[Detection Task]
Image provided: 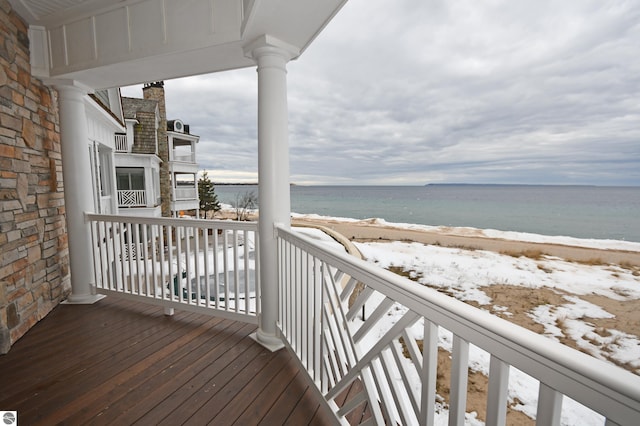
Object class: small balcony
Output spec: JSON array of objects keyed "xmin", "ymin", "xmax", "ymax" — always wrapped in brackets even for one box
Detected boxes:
[{"xmin": 114, "ymin": 133, "xmax": 128, "ymax": 152}]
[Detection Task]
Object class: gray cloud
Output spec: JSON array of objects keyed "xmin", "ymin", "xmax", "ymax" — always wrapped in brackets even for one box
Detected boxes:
[{"xmin": 122, "ymin": 0, "xmax": 640, "ymax": 186}]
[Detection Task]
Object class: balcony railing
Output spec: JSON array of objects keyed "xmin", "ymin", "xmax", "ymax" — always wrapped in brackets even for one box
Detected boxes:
[
  {"xmin": 118, "ymin": 189, "xmax": 147, "ymax": 207},
  {"xmin": 275, "ymin": 225, "xmax": 640, "ymax": 426},
  {"xmin": 172, "ymin": 150, "xmax": 195, "ymax": 163},
  {"xmin": 87, "ymin": 214, "xmax": 259, "ymax": 323},
  {"xmin": 85, "ymin": 215, "xmax": 640, "ymax": 425},
  {"xmin": 174, "ymin": 187, "xmax": 197, "ymax": 200},
  {"xmin": 115, "ymin": 133, "xmax": 128, "ymax": 152}
]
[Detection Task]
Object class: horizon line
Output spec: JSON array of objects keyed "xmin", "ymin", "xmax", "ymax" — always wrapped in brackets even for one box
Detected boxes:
[{"xmin": 212, "ymin": 182, "xmax": 640, "ymax": 188}]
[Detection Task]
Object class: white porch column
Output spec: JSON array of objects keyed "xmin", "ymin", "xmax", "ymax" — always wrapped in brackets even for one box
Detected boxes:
[
  {"xmin": 56, "ymin": 83, "xmax": 104, "ymax": 304},
  {"xmin": 245, "ymin": 36, "xmax": 299, "ymax": 351}
]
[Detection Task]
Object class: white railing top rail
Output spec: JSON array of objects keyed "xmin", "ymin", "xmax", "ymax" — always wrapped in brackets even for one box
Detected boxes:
[
  {"xmin": 275, "ymin": 224, "xmax": 640, "ymax": 425},
  {"xmin": 86, "ymin": 213, "xmax": 258, "ymax": 231}
]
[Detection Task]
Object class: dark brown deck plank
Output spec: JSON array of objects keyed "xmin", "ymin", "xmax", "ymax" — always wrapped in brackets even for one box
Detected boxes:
[
  {"xmin": 258, "ymin": 367, "xmax": 310, "ymax": 425},
  {"xmin": 341, "ymin": 379, "xmax": 373, "ymax": 425},
  {"xmin": 63, "ymin": 317, "xmax": 237, "ymax": 425},
  {"xmin": 49, "ymin": 317, "xmax": 209, "ymax": 410},
  {"xmin": 23, "ymin": 309, "xmax": 210, "ymax": 424},
  {"xmin": 1, "ymin": 302, "xmax": 162, "ymax": 377},
  {"xmin": 157, "ymin": 344, "xmax": 284, "ymax": 425},
  {"xmin": 0, "ymin": 296, "xmax": 350, "ymax": 426},
  {"xmin": 0, "ymin": 301, "xmax": 170, "ymax": 406},
  {"xmin": 98, "ymin": 322, "xmax": 257, "ymax": 425},
  {"xmin": 309, "ymin": 406, "xmax": 339, "ymax": 426},
  {"xmin": 284, "ymin": 387, "xmax": 328, "ymax": 425},
  {"xmin": 0, "ymin": 300, "xmax": 160, "ymax": 381},
  {"xmin": 133, "ymin": 328, "xmax": 266, "ymax": 425},
  {"xmin": 200, "ymin": 349, "xmax": 292, "ymax": 425},
  {"xmin": 231, "ymin": 361, "xmax": 300, "ymax": 425},
  {"xmin": 10, "ymin": 298, "xmax": 160, "ymax": 351}
]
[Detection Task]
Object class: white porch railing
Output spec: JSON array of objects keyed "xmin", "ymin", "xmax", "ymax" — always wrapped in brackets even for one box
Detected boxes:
[
  {"xmin": 117, "ymin": 189, "xmax": 147, "ymax": 207},
  {"xmin": 87, "ymin": 214, "xmax": 259, "ymax": 323},
  {"xmin": 275, "ymin": 225, "xmax": 640, "ymax": 426},
  {"xmin": 115, "ymin": 133, "xmax": 128, "ymax": 152}
]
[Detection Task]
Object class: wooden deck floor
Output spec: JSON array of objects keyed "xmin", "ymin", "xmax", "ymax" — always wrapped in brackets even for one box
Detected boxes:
[{"xmin": 0, "ymin": 297, "xmax": 337, "ymax": 425}]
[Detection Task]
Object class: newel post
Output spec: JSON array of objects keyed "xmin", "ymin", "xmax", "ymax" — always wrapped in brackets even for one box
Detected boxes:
[
  {"xmin": 244, "ymin": 36, "xmax": 299, "ymax": 351},
  {"xmin": 55, "ymin": 82, "xmax": 104, "ymax": 304}
]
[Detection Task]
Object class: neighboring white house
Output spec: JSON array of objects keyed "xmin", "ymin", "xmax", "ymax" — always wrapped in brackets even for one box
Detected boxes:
[
  {"xmin": 86, "ymin": 85, "xmax": 201, "ymax": 221},
  {"xmin": 117, "ymin": 95, "xmax": 163, "ymax": 217},
  {"xmin": 167, "ymin": 119, "xmax": 200, "ymax": 216},
  {"xmin": 118, "ymin": 85, "xmax": 200, "ymax": 218}
]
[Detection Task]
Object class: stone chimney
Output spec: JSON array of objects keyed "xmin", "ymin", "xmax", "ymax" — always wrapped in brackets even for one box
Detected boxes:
[{"xmin": 142, "ymin": 81, "xmax": 171, "ymax": 217}]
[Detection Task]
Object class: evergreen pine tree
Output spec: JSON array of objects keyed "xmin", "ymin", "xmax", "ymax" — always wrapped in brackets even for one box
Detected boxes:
[{"xmin": 198, "ymin": 171, "xmax": 221, "ymax": 218}]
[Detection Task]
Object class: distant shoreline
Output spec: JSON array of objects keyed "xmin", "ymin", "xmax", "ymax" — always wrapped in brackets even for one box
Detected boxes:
[
  {"xmin": 425, "ymin": 183, "xmax": 600, "ymax": 187},
  {"xmin": 290, "ymin": 216, "xmax": 640, "ymax": 266},
  {"xmin": 214, "ymin": 185, "xmax": 640, "ymax": 242},
  {"xmin": 213, "ymin": 182, "xmax": 639, "ymax": 188},
  {"xmin": 214, "ymin": 208, "xmax": 640, "ymax": 265},
  {"xmin": 214, "ymin": 182, "xmax": 258, "ymax": 186}
]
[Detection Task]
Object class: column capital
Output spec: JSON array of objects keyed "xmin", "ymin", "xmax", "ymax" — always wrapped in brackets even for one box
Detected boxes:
[
  {"xmin": 243, "ymin": 35, "xmax": 300, "ymax": 62},
  {"xmin": 47, "ymin": 78, "xmax": 93, "ymax": 95}
]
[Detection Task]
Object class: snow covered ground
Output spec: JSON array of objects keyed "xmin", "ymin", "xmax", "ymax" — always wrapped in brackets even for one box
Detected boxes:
[{"xmin": 293, "ymin": 218, "xmax": 640, "ymax": 425}]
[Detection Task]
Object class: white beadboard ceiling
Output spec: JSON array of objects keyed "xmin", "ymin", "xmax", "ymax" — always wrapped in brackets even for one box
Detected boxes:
[
  {"xmin": 20, "ymin": 0, "xmax": 88, "ymax": 18},
  {"xmin": 8, "ymin": 0, "xmax": 348, "ymax": 89},
  {"xmin": 9, "ymin": 0, "xmax": 118, "ymax": 25}
]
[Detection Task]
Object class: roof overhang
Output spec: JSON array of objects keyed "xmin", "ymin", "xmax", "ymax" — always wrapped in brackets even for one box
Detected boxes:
[{"xmin": 10, "ymin": 0, "xmax": 347, "ymax": 90}]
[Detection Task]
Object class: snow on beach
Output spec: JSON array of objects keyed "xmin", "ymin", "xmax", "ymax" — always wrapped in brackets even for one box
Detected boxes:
[
  {"xmin": 354, "ymin": 240, "xmax": 640, "ymax": 425},
  {"xmin": 292, "ymin": 214, "xmax": 640, "ymax": 425},
  {"xmin": 291, "ymin": 212, "xmax": 640, "ymax": 252}
]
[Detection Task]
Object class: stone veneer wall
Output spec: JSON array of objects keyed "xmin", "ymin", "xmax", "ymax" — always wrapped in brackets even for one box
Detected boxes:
[{"xmin": 0, "ymin": 0, "xmax": 70, "ymax": 354}]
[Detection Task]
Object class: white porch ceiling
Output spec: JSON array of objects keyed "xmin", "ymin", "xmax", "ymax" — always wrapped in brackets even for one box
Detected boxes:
[{"xmin": 9, "ymin": 0, "xmax": 347, "ymax": 90}]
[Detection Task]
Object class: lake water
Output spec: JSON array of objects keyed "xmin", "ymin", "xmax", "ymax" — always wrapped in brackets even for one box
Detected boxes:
[{"xmin": 214, "ymin": 184, "xmax": 640, "ymax": 242}]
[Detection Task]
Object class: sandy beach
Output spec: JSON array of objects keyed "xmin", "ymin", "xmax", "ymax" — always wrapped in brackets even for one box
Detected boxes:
[
  {"xmin": 215, "ymin": 208, "xmax": 640, "ymax": 265},
  {"xmin": 291, "ymin": 216, "xmax": 640, "ymax": 266}
]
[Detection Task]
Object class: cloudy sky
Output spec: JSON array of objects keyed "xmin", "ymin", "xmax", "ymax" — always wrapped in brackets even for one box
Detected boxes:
[{"xmin": 121, "ymin": 0, "xmax": 640, "ymax": 186}]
